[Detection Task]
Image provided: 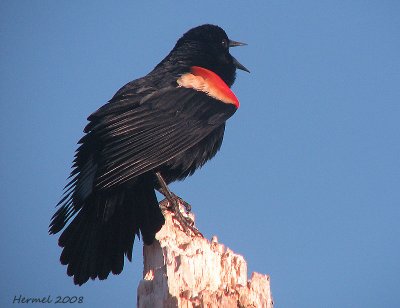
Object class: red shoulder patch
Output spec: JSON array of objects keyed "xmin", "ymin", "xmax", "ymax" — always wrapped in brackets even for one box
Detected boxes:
[{"xmin": 177, "ymin": 66, "xmax": 239, "ymax": 108}]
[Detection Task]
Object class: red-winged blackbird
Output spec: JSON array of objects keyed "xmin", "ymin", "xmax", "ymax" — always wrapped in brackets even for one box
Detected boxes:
[{"xmin": 49, "ymin": 24, "xmax": 248, "ymax": 285}]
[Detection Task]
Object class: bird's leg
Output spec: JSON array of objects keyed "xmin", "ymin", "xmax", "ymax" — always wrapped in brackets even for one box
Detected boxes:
[
  {"xmin": 155, "ymin": 173, "xmax": 192, "ymax": 215},
  {"xmin": 155, "ymin": 172, "xmax": 201, "ymax": 237}
]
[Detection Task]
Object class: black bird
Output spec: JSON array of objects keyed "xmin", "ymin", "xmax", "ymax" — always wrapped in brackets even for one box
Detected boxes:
[{"xmin": 49, "ymin": 24, "xmax": 248, "ymax": 285}]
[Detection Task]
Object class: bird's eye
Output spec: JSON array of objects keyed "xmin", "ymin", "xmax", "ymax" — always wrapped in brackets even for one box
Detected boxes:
[{"xmin": 221, "ymin": 39, "xmax": 229, "ymax": 48}]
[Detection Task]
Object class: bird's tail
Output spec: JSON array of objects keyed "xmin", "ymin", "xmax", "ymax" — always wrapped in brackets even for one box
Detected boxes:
[{"xmin": 50, "ymin": 178, "xmax": 164, "ymax": 285}]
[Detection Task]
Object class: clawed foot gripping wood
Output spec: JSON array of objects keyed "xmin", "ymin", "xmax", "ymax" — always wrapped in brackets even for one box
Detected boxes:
[{"xmin": 137, "ymin": 199, "xmax": 274, "ymax": 308}]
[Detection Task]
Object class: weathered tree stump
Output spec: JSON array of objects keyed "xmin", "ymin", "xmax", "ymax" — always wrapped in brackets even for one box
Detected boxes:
[{"xmin": 137, "ymin": 201, "xmax": 273, "ymax": 308}]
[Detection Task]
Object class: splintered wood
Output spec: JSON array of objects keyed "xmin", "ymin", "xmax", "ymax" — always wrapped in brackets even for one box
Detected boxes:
[{"xmin": 137, "ymin": 202, "xmax": 273, "ymax": 308}]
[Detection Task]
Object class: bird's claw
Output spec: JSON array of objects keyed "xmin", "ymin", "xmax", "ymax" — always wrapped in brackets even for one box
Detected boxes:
[
  {"xmin": 160, "ymin": 196, "xmax": 202, "ymax": 237},
  {"xmin": 174, "ymin": 195, "xmax": 192, "ymax": 213},
  {"xmin": 155, "ymin": 172, "xmax": 201, "ymax": 237}
]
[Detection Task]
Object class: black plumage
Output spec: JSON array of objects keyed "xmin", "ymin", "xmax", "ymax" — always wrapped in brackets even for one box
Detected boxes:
[{"xmin": 49, "ymin": 24, "xmax": 247, "ymax": 285}]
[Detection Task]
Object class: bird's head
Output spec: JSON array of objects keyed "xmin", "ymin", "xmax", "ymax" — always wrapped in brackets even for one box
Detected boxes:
[{"xmin": 164, "ymin": 24, "xmax": 249, "ymax": 87}]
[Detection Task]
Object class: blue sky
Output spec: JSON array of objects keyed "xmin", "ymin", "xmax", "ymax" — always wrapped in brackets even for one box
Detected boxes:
[{"xmin": 1, "ymin": 1, "xmax": 399, "ymax": 307}]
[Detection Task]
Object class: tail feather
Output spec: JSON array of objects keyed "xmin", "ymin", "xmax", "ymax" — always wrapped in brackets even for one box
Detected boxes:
[
  {"xmin": 134, "ymin": 181, "xmax": 163, "ymax": 245},
  {"xmin": 51, "ymin": 177, "xmax": 164, "ymax": 285}
]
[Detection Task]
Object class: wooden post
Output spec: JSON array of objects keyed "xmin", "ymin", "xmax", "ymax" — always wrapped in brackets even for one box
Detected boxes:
[{"xmin": 137, "ymin": 201, "xmax": 273, "ymax": 308}]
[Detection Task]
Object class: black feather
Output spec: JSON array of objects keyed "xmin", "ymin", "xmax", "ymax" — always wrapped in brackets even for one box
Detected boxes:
[{"xmin": 50, "ymin": 24, "xmax": 244, "ymax": 285}]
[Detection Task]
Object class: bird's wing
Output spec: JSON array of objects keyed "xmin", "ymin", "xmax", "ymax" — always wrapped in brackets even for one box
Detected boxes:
[{"xmin": 87, "ymin": 86, "xmax": 237, "ymax": 189}]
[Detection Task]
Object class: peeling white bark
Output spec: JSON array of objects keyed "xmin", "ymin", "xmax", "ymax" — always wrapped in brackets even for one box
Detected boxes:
[{"xmin": 137, "ymin": 202, "xmax": 273, "ymax": 308}]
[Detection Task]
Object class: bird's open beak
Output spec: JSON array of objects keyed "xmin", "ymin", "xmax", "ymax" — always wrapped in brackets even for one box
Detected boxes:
[
  {"xmin": 229, "ymin": 40, "xmax": 250, "ymax": 73},
  {"xmin": 233, "ymin": 57, "xmax": 250, "ymax": 73}
]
